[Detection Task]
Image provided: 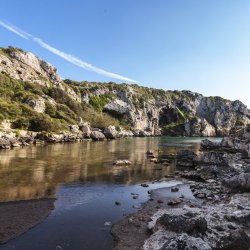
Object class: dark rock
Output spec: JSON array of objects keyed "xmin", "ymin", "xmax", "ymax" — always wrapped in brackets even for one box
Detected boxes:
[
  {"xmin": 171, "ymin": 187, "xmax": 179, "ymax": 192},
  {"xmin": 200, "ymin": 139, "xmax": 220, "ymax": 150},
  {"xmin": 103, "ymin": 125, "xmax": 118, "ymax": 139},
  {"xmin": 224, "ymin": 173, "xmax": 250, "ymax": 192},
  {"xmin": 177, "ymin": 150, "xmax": 197, "ymax": 167},
  {"xmin": 167, "ymin": 198, "xmax": 183, "ymax": 206}
]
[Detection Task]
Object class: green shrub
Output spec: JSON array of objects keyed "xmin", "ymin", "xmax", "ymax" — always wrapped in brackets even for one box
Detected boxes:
[
  {"xmin": 89, "ymin": 96, "xmax": 109, "ymax": 112},
  {"xmin": 12, "ymin": 118, "xmax": 30, "ymax": 130}
]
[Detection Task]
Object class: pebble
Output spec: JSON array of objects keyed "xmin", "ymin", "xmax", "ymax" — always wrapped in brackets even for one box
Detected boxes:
[
  {"xmin": 104, "ymin": 221, "xmax": 112, "ymax": 226},
  {"xmin": 167, "ymin": 198, "xmax": 182, "ymax": 206}
]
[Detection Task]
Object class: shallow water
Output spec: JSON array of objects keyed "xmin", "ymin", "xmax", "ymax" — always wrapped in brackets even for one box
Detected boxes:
[{"xmin": 0, "ymin": 137, "xmax": 221, "ymax": 250}]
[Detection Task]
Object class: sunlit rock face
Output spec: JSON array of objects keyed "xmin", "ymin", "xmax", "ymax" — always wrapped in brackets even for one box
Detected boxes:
[
  {"xmin": 0, "ymin": 48, "xmax": 81, "ymax": 102},
  {"xmin": 0, "ymin": 46, "xmax": 249, "ymax": 136}
]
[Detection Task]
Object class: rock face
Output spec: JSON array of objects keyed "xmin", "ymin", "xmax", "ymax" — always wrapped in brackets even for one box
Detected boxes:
[
  {"xmin": 0, "ymin": 47, "xmax": 81, "ymax": 102},
  {"xmin": 25, "ymin": 97, "xmax": 45, "ymax": 113},
  {"xmin": 103, "ymin": 88, "xmax": 249, "ymax": 137},
  {"xmin": 185, "ymin": 117, "xmax": 216, "ymax": 137}
]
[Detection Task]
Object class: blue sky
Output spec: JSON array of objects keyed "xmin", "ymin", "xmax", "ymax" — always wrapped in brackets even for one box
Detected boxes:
[{"xmin": 0, "ymin": 0, "xmax": 250, "ymax": 107}]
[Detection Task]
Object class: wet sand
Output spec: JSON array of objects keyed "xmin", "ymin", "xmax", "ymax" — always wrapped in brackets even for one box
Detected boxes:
[{"xmin": 0, "ymin": 198, "xmax": 55, "ymax": 244}]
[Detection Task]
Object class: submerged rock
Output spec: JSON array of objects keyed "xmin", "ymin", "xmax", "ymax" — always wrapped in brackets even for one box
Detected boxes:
[{"xmin": 113, "ymin": 160, "xmax": 132, "ymax": 166}]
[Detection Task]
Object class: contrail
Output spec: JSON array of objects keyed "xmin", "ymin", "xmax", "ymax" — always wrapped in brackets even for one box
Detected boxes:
[{"xmin": 0, "ymin": 20, "xmax": 138, "ymax": 83}]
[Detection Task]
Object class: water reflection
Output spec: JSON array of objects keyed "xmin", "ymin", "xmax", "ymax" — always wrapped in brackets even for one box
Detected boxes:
[
  {"xmin": 0, "ymin": 137, "xmax": 209, "ymax": 203},
  {"xmin": 0, "ymin": 137, "xmax": 221, "ymax": 249}
]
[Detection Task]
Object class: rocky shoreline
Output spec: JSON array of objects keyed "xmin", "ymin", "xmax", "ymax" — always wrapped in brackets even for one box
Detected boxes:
[
  {"xmin": 0, "ymin": 123, "xmax": 136, "ymax": 149},
  {"xmin": 112, "ymin": 133, "xmax": 250, "ymax": 250}
]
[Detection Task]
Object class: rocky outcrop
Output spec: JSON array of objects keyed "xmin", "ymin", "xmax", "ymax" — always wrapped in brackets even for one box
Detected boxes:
[
  {"xmin": 185, "ymin": 117, "xmax": 216, "ymax": 137},
  {"xmin": 144, "ymin": 194, "xmax": 250, "ymax": 250},
  {"xmin": 0, "ymin": 47, "xmax": 81, "ymax": 102},
  {"xmin": 25, "ymin": 96, "xmax": 45, "ymax": 113}
]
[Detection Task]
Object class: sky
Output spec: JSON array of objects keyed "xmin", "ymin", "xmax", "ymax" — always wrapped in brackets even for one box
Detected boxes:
[{"xmin": 0, "ymin": 0, "xmax": 250, "ymax": 107}]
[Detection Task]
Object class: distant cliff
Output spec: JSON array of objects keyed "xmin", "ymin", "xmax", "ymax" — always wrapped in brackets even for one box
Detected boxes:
[{"xmin": 0, "ymin": 46, "xmax": 249, "ymax": 137}]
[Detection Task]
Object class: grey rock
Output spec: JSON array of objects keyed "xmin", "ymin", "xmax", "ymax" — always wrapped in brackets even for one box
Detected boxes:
[
  {"xmin": 90, "ymin": 131, "xmax": 106, "ymax": 141},
  {"xmin": 160, "ymin": 234, "xmax": 212, "ymax": 250}
]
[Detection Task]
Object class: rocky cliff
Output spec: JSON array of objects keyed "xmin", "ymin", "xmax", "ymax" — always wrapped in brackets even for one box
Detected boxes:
[{"xmin": 0, "ymin": 46, "xmax": 249, "ymax": 137}]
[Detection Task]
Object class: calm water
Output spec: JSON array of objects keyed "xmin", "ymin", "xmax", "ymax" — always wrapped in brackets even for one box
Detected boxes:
[{"xmin": 0, "ymin": 137, "xmax": 220, "ymax": 250}]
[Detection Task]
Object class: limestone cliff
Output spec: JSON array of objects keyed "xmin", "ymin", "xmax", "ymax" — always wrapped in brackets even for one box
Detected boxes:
[{"xmin": 0, "ymin": 46, "xmax": 249, "ymax": 136}]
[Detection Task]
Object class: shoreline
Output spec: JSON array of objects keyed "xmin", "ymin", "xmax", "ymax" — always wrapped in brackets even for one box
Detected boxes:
[
  {"xmin": 111, "ymin": 138, "xmax": 250, "ymax": 250},
  {"xmin": 0, "ymin": 198, "xmax": 56, "ymax": 244},
  {"xmin": 0, "ymin": 136, "xmax": 249, "ymax": 248}
]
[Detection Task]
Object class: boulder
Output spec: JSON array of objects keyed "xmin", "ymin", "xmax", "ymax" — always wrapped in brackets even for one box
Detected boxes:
[
  {"xmin": 200, "ymin": 139, "xmax": 220, "ymax": 150},
  {"xmin": 79, "ymin": 122, "xmax": 91, "ymax": 138},
  {"xmin": 0, "ymin": 138, "xmax": 11, "ymax": 149},
  {"xmin": 69, "ymin": 124, "xmax": 79, "ymax": 133},
  {"xmin": 90, "ymin": 131, "xmax": 106, "ymax": 141},
  {"xmin": 103, "ymin": 125, "xmax": 118, "ymax": 139}
]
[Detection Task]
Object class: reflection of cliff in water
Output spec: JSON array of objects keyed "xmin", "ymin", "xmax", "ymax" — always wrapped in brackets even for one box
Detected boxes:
[{"xmin": 0, "ymin": 138, "xmax": 201, "ymax": 202}]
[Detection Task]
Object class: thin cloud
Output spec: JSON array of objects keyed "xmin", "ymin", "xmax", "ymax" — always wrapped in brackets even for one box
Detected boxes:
[
  {"xmin": 0, "ymin": 20, "xmax": 138, "ymax": 83},
  {"xmin": 0, "ymin": 20, "xmax": 29, "ymax": 39}
]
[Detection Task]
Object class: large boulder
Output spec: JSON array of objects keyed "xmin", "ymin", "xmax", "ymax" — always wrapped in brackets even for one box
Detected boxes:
[
  {"xmin": 90, "ymin": 131, "xmax": 106, "ymax": 141},
  {"xmin": 200, "ymin": 139, "xmax": 220, "ymax": 150},
  {"xmin": 103, "ymin": 125, "xmax": 118, "ymax": 139},
  {"xmin": 79, "ymin": 122, "xmax": 91, "ymax": 138}
]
